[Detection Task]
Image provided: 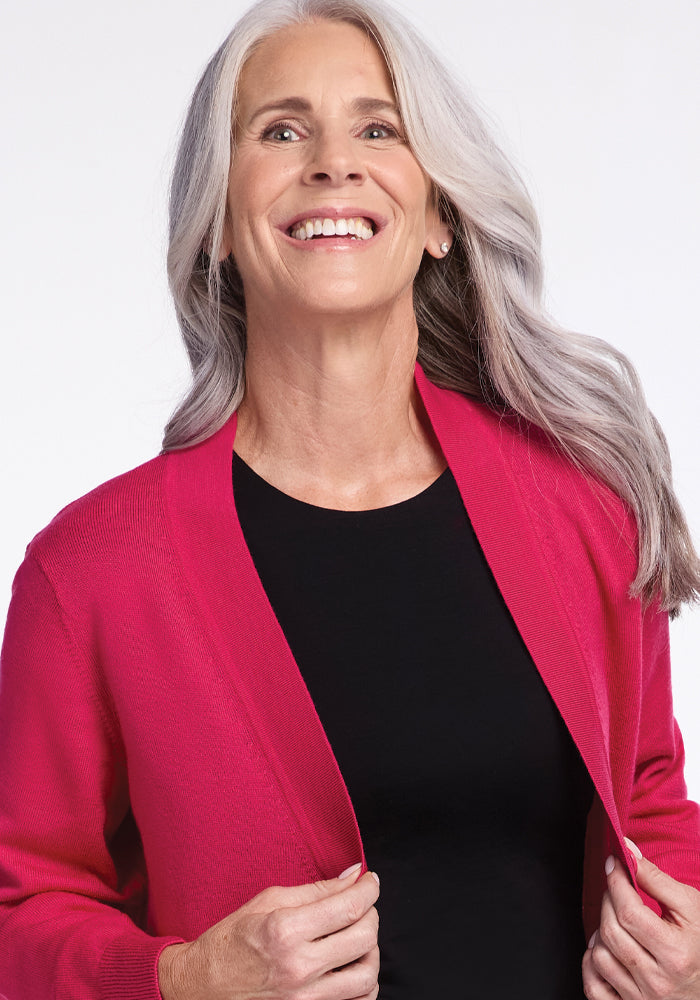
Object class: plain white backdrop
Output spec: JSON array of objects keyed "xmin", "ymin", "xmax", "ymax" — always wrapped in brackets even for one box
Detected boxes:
[{"xmin": 1, "ymin": 0, "xmax": 698, "ymax": 794}]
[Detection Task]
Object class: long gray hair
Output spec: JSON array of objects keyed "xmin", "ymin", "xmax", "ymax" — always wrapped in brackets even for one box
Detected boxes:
[{"xmin": 165, "ymin": 0, "xmax": 699, "ymax": 614}]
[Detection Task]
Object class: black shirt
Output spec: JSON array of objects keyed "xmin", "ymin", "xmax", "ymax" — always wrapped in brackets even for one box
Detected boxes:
[{"xmin": 233, "ymin": 453, "xmax": 593, "ymax": 998}]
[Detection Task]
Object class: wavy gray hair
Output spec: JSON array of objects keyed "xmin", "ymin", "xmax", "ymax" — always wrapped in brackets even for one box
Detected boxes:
[{"xmin": 164, "ymin": 0, "xmax": 699, "ymax": 614}]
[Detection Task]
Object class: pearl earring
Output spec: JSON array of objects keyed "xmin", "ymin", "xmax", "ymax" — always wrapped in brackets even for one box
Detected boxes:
[{"xmin": 440, "ymin": 242, "xmax": 449, "ymax": 254}]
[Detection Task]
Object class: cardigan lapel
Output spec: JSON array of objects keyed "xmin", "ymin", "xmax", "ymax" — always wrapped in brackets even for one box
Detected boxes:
[
  {"xmin": 164, "ymin": 413, "xmax": 365, "ymax": 880},
  {"xmin": 414, "ymin": 366, "xmax": 628, "ymax": 866}
]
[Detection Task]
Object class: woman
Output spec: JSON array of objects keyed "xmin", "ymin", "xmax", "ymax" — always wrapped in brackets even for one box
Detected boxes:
[{"xmin": 1, "ymin": 0, "xmax": 699, "ymax": 997}]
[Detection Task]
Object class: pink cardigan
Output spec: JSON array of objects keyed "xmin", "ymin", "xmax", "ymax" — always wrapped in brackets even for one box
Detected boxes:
[{"xmin": 1, "ymin": 366, "xmax": 699, "ymax": 999}]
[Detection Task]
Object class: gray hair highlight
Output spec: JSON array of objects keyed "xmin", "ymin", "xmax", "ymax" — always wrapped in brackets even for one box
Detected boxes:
[{"xmin": 164, "ymin": 0, "xmax": 700, "ymax": 614}]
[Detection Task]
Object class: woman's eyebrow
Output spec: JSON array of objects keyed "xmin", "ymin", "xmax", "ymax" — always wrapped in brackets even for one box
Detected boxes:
[
  {"xmin": 246, "ymin": 95, "xmax": 400, "ymax": 125},
  {"xmin": 351, "ymin": 97, "xmax": 400, "ymax": 116}
]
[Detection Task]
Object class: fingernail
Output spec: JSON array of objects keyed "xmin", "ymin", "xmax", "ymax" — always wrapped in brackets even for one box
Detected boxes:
[
  {"xmin": 370, "ymin": 871, "xmax": 380, "ymax": 886},
  {"xmin": 338, "ymin": 862, "xmax": 362, "ymax": 879},
  {"xmin": 624, "ymin": 837, "xmax": 643, "ymax": 860},
  {"xmin": 588, "ymin": 930, "xmax": 598, "ymax": 949},
  {"xmin": 605, "ymin": 856, "xmax": 615, "ymax": 876}
]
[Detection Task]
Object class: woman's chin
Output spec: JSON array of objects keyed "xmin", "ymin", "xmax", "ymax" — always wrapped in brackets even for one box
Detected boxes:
[{"xmin": 277, "ymin": 288, "xmax": 407, "ymax": 323}]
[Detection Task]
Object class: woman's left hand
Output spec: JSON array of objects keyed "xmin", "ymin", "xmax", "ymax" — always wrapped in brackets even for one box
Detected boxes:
[{"xmin": 582, "ymin": 840, "xmax": 700, "ymax": 998}]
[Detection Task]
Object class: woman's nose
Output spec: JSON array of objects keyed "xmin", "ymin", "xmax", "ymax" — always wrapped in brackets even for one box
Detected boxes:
[{"xmin": 302, "ymin": 130, "xmax": 367, "ymax": 186}]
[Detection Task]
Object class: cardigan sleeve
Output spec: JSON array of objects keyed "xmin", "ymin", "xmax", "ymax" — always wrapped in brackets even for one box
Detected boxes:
[
  {"xmin": 625, "ymin": 600, "xmax": 700, "ymax": 890},
  {"xmin": 0, "ymin": 553, "xmax": 183, "ymax": 1000}
]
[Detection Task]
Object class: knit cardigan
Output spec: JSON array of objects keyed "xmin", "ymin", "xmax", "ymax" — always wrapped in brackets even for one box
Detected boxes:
[{"xmin": 1, "ymin": 366, "xmax": 699, "ymax": 1000}]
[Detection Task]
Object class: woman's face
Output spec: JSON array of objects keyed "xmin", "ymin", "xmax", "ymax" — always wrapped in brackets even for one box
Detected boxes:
[{"xmin": 223, "ymin": 18, "xmax": 448, "ymax": 322}]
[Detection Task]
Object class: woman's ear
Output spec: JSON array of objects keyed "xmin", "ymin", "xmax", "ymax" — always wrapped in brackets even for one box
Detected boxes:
[
  {"xmin": 209, "ymin": 201, "xmax": 234, "ymax": 261},
  {"xmin": 424, "ymin": 187, "xmax": 453, "ymax": 259},
  {"xmin": 424, "ymin": 222, "xmax": 453, "ymax": 259},
  {"xmin": 216, "ymin": 222, "xmax": 233, "ymax": 262}
]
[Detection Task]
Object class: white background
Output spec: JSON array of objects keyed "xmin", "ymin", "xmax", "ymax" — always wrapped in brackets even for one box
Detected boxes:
[{"xmin": 1, "ymin": 0, "xmax": 698, "ymax": 793}]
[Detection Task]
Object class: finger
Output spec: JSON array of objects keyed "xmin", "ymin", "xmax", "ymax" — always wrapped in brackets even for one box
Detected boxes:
[
  {"xmin": 272, "ymin": 871, "xmax": 379, "ymax": 947},
  {"xmin": 582, "ymin": 946, "xmax": 622, "ymax": 999},
  {"xmin": 587, "ymin": 931, "xmax": 644, "ymax": 1000},
  {"xmin": 626, "ymin": 843, "xmax": 700, "ymax": 927},
  {"xmin": 605, "ymin": 855, "xmax": 672, "ymax": 957},
  {"xmin": 313, "ymin": 944, "xmax": 380, "ymax": 1000},
  {"xmin": 314, "ymin": 905, "xmax": 379, "ymax": 974},
  {"xmin": 598, "ymin": 889, "xmax": 656, "ymax": 977},
  {"xmin": 300, "ymin": 871, "xmax": 380, "ymax": 939},
  {"xmin": 254, "ymin": 863, "xmax": 365, "ymax": 912}
]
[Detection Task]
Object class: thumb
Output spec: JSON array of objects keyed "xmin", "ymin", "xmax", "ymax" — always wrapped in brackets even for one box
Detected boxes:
[{"xmin": 626, "ymin": 839, "xmax": 697, "ymax": 923}]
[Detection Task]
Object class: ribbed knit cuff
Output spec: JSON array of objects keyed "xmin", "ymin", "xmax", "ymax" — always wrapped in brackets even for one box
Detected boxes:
[{"xmin": 99, "ymin": 932, "xmax": 185, "ymax": 1000}]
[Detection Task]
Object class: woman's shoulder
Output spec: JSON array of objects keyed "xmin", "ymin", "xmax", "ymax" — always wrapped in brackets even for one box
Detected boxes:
[
  {"xmin": 1, "ymin": 450, "xmax": 182, "ymax": 642},
  {"xmin": 20, "ymin": 420, "xmax": 231, "ymax": 609},
  {"xmin": 27, "ymin": 451, "xmax": 171, "ymax": 571},
  {"xmin": 420, "ymin": 375, "xmax": 639, "ymax": 587},
  {"xmin": 423, "ymin": 375, "xmax": 634, "ymax": 526},
  {"xmin": 451, "ymin": 394, "xmax": 644, "ymax": 633},
  {"xmin": 493, "ymin": 409, "xmax": 640, "ymax": 598}
]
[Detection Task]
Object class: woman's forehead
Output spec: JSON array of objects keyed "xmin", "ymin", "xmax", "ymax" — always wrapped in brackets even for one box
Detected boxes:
[{"xmin": 235, "ymin": 19, "xmax": 396, "ymax": 121}]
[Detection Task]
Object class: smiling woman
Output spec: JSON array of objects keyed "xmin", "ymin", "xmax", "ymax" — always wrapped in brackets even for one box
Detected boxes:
[
  {"xmin": 219, "ymin": 19, "xmax": 446, "ymax": 389},
  {"xmin": 1, "ymin": 1, "xmax": 700, "ymax": 999}
]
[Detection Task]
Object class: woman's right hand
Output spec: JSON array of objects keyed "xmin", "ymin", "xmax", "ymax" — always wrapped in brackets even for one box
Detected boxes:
[{"xmin": 157, "ymin": 863, "xmax": 380, "ymax": 1000}]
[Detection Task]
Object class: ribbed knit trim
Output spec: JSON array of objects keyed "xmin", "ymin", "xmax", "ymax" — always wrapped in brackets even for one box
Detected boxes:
[
  {"xmin": 100, "ymin": 933, "xmax": 184, "ymax": 1000},
  {"xmin": 414, "ymin": 371, "xmax": 629, "ymax": 846},
  {"xmin": 164, "ymin": 405, "xmax": 365, "ymax": 880}
]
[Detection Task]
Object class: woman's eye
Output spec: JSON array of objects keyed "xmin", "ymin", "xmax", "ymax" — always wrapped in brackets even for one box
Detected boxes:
[
  {"xmin": 361, "ymin": 123, "xmax": 397, "ymax": 140},
  {"xmin": 263, "ymin": 124, "xmax": 300, "ymax": 142}
]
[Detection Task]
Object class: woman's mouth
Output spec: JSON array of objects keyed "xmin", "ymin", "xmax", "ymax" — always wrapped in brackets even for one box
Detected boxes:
[{"xmin": 288, "ymin": 216, "xmax": 375, "ymax": 241}]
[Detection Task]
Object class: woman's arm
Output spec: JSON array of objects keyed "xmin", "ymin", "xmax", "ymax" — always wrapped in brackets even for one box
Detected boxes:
[
  {"xmin": 0, "ymin": 552, "xmax": 381, "ymax": 1000},
  {"xmin": 581, "ymin": 599, "xmax": 700, "ymax": 998},
  {"xmin": 625, "ymin": 603, "xmax": 700, "ymax": 894},
  {"xmin": 0, "ymin": 554, "xmax": 183, "ymax": 999}
]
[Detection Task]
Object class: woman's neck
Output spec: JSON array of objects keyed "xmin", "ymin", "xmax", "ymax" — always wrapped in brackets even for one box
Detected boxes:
[{"xmin": 234, "ymin": 307, "xmax": 445, "ymax": 510}]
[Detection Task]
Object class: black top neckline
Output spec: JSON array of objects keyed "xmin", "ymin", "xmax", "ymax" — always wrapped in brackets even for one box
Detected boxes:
[{"xmin": 232, "ymin": 450, "xmax": 450, "ymax": 517}]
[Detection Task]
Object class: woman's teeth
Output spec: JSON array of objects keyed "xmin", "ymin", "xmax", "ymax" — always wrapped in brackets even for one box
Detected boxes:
[{"xmin": 289, "ymin": 217, "xmax": 375, "ymax": 241}]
